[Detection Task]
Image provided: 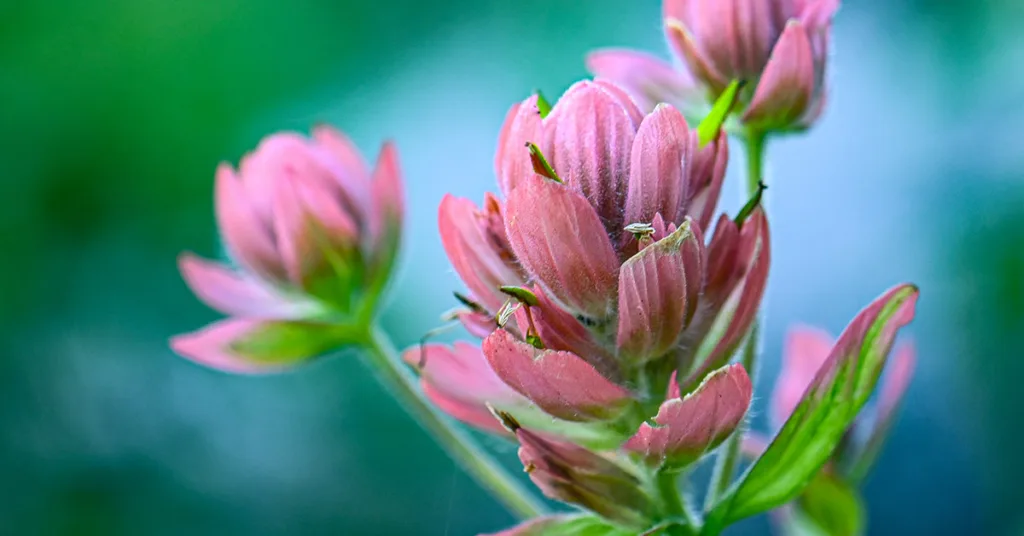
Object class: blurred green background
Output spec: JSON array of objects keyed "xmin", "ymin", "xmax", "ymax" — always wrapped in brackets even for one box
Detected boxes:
[{"xmin": 2, "ymin": 0, "xmax": 1022, "ymax": 534}]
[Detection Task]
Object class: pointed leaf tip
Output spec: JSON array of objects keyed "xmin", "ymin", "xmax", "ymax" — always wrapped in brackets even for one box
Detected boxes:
[
  {"xmin": 734, "ymin": 181, "xmax": 768, "ymax": 225},
  {"xmin": 500, "ymin": 285, "xmax": 541, "ymax": 306},
  {"xmin": 698, "ymin": 79, "xmax": 746, "ymax": 146},
  {"xmin": 526, "ymin": 142, "xmax": 562, "ymax": 182},
  {"xmin": 534, "ymin": 90, "xmax": 553, "ymax": 118}
]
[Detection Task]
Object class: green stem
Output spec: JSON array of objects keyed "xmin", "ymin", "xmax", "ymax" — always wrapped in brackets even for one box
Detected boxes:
[
  {"xmin": 744, "ymin": 129, "xmax": 767, "ymax": 196},
  {"xmin": 704, "ymin": 129, "xmax": 768, "ymax": 512},
  {"xmin": 360, "ymin": 324, "xmax": 548, "ymax": 519},
  {"xmin": 655, "ymin": 471, "xmax": 699, "ymax": 536}
]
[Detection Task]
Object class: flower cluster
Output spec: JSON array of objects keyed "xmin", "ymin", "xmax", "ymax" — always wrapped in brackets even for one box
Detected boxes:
[
  {"xmin": 405, "ymin": 79, "xmax": 917, "ymax": 534},
  {"xmin": 589, "ymin": 0, "xmax": 839, "ymax": 132}
]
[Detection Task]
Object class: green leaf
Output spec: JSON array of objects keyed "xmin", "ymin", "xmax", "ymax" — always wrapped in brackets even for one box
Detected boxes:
[
  {"xmin": 795, "ymin": 472, "xmax": 866, "ymax": 536},
  {"xmin": 483, "ymin": 514, "xmax": 639, "ymax": 536},
  {"xmin": 704, "ymin": 284, "xmax": 919, "ymax": 531},
  {"xmin": 535, "ymin": 90, "xmax": 553, "ymax": 118},
  {"xmin": 697, "ymin": 80, "xmax": 745, "ymax": 146}
]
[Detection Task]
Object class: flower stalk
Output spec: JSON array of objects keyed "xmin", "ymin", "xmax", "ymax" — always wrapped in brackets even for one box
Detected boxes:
[{"xmin": 360, "ymin": 324, "xmax": 548, "ymax": 520}]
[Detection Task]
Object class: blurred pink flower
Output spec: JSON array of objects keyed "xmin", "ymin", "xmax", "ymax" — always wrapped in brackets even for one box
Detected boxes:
[
  {"xmin": 172, "ymin": 126, "xmax": 403, "ymax": 373},
  {"xmin": 588, "ymin": 0, "xmax": 840, "ymax": 132},
  {"xmin": 771, "ymin": 323, "xmax": 917, "ymax": 466}
]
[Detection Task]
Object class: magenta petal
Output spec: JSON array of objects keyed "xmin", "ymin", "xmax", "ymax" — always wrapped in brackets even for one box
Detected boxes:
[
  {"xmin": 617, "ymin": 222, "xmax": 704, "ymax": 361},
  {"xmin": 483, "ymin": 329, "xmax": 631, "ymax": 422},
  {"xmin": 402, "ymin": 342, "xmax": 525, "ymax": 434},
  {"xmin": 178, "ymin": 253, "xmax": 319, "ymax": 319},
  {"xmin": 214, "ymin": 163, "xmax": 285, "ymax": 282},
  {"xmin": 623, "ymin": 104, "xmax": 693, "ymax": 232},
  {"xmin": 495, "ymin": 96, "xmax": 544, "ymax": 197},
  {"xmin": 541, "ymin": 80, "xmax": 639, "ymax": 232},
  {"xmin": 743, "ymin": 21, "xmax": 816, "ymax": 128},
  {"xmin": 771, "ymin": 324, "xmax": 835, "ymax": 427},
  {"xmin": 439, "ymin": 194, "xmax": 524, "ymax": 314},
  {"xmin": 505, "ymin": 176, "xmax": 619, "ymax": 319},
  {"xmin": 625, "ymin": 364, "xmax": 752, "ymax": 468}
]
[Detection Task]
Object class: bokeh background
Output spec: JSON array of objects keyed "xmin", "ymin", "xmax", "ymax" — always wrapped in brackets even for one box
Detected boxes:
[{"xmin": 2, "ymin": 0, "xmax": 1022, "ymax": 534}]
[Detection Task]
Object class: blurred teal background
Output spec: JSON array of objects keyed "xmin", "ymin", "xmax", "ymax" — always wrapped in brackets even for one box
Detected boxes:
[{"xmin": 2, "ymin": 0, "xmax": 1022, "ymax": 534}]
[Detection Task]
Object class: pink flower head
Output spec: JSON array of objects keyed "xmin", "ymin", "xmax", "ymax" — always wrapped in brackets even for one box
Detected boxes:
[
  {"xmin": 588, "ymin": 0, "xmax": 840, "ymax": 132},
  {"xmin": 435, "ymin": 81, "xmax": 768, "ymax": 434},
  {"xmin": 172, "ymin": 126, "xmax": 404, "ymax": 373}
]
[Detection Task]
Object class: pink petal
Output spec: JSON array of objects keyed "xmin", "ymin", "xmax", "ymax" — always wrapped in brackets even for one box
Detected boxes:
[
  {"xmin": 494, "ymin": 96, "xmax": 544, "ymax": 196},
  {"xmin": 617, "ymin": 221, "xmax": 704, "ymax": 361},
  {"xmin": 483, "ymin": 329, "xmax": 631, "ymax": 422},
  {"xmin": 271, "ymin": 174, "xmax": 358, "ymax": 289},
  {"xmin": 771, "ymin": 324, "xmax": 835, "ymax": 426},
  {"xmin": 687, "ymin": 0, "xmax": 782, "ymax": 78},
  {"xmin": 541, "ymin": 80, "xmax": 639, "ymax": 233},
  {"xmin": 402, "ymin": 342, "xmax": 525, "ymax": 434},
  {"xmin": 439, "ymin": 194, "xmax": 525, "ymax": 314},
  {"xmin": 587, "ymin": 49, "xmax": 698, "ymax": 114},
  {"xmin": 665, "ymin": 19, "xmax": 730, "ymax": 94},
  {"xmin": 591, "ymin": 79, "xmax": 646, "ymax": 126},
  {"xmin": 679, "ymin": 209, "xmax": 770, "ymax": 391},
  {"xmin": 513, "ymin": 425, "xmax": 654, "ymax": 527},
  {"xmin": 686, "ymin": 130, "xmax": 729, "ymax": 232},
  {"xmin": 311, "ymin": 124, "xmax": 373, "ymax": 226},
  {"xmin": 369, "ymin": 142, "xmax": 404, "ymax": 267},
  {"xmin": 458, "ymin": 310, "xmax": 499, "ymax": 338},
  {"xmin": 311, "ymin": 124, "xmax": 371, "ymax": 183},
  {"xmin": 214, "ymin": 163, "xmax": 286, "ymax": 282},
  {"xmin": 743, "ymin": 21, "xmax": 816, "ymax": 128},
  {"xmin": 178, "ymin": 253, "xmax": 320, "ymax": 319},
  {"xmin": 623, "ymin": 104, "xmax": 693, "ymax": 233},
  {"xmin": 170, "ymin": 318, "xmax": 337, "ymax": 374},
  {"xmin": 504, "ymin": 176, "xmax": 619, "ymax": 319},
  {"xmin": 876, "ymin": 341, "xmax": 916, "ymax": 428},
  {"xmin": 514, "ymin": 286, "xmax": 620, "ymax": 382},
  {"xmin": 625, "ymin": 364, "xmax": 752, "ymax": 468}
]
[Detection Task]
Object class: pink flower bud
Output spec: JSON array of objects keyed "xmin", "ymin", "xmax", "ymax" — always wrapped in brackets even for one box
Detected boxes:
[
  {"xmin": 497, "ymin": 413, "xmax": 657, "ymax": 529},
  {"xmin": 588, "ymin": 0, "xmax": 840, "ymax": 132},
  {"xmin": 172, "ymin": 126, "xmax": 404, "ymax": 372}
]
